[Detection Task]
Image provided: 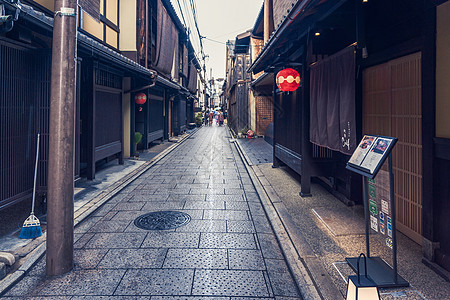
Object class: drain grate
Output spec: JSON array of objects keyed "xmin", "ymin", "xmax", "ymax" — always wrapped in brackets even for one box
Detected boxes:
[{"xmin": 134, "ymin": 211, "xmax": 191, "ymax": 230}]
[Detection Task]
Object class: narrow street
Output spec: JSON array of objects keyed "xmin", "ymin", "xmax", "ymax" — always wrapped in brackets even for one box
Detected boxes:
[{"xmin": 2, "ymin": 126, "xmax": 302, "ymax": 299}]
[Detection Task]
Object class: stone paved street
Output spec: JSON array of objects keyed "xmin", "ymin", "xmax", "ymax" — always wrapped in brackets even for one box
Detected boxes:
[{"xmin": 2, "ymin": 126, "xmax": 302, "ymax": 299}]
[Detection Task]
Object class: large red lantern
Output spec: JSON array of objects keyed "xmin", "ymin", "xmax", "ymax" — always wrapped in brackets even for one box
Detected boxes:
[
  {"xmin": 276, "ymin": 68, "xmax": 301, "ymax": 92},
  {"xmin": 135, "ymin": 93, "xmax": 147, "ymax": 105}
]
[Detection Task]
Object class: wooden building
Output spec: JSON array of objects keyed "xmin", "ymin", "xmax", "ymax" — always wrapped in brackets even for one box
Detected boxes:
[
  {"xmin": 248, "ymin": 0, "xmax": 450, "ymax": 274},
  {"xmin": 225, "ymin": 35, "xmax": 252, "ymax": 134},
  {"xmin": 0, "ymin": 0, "xmax": 199, "ymax": 211}
]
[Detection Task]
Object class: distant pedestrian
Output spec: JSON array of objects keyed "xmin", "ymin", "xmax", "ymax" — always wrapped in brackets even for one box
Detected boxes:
[
  {"xmin": 204, "ymin": 110, "xmax": 209, "ymax": 126},
  {"xmin": 208, "ymin": 111, "xmax": 214, "ymax": 126},
  {"xmin": 218, "ymin": 111, "xmax": 224, "ymax": 126}
]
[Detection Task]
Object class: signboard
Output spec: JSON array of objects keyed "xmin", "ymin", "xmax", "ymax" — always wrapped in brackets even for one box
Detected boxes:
[
  {"xmin": 345, "ymin": 134, "xmax": 408, "ymax": 288},
  {"xmin": 347, "ymin": 135, "xmax": 397, "ymax": 178},
  {"xmin": 367, "ymin": 171, "xmax": 394, "ymax": 249},
  {"xmin": 79, "ymin": 0, "xmax": 101, "ymax": 22}
]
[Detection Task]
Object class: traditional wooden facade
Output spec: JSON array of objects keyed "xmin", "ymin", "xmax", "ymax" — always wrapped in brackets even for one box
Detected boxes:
[
  {"xmin": 249, "ymin": 0, "xmax": 450, "ymax": 273},
  {"xmin": 134, "ymin": 0, "xmax": 200, "ymax": 143},
  {"xmin": 225, "ymin": 32, "xmax": 252, "ymax": 134},
  {"xmin": 0, "ymin": 0, "xmax": 199, "ymax": 211}
]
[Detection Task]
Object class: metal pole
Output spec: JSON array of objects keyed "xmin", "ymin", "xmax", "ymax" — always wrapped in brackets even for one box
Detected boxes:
[
  {"xmin": 362, "ymin": 176, "xmax": 370, "ymax": 257},
  {"xmin": 389, "ymin": 154, "xmax": 398, "ymax": 283},
  {"xmin": 46, "ymin": 0, "xmax": 77, "ymax": 276}
]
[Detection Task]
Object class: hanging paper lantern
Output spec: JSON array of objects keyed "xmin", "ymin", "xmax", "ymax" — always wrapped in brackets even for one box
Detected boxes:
[
  {"xmin": 276, "ymin": 68, "xmax": 301, "ymax": 92},
  {"xmin": 135, "ymin": 93, "xmax": 147, "ymax": 105}
]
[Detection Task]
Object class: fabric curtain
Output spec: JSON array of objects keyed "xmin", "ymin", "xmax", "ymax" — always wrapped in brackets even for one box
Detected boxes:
[
  {"xmin": 182, "ymin": 45, "xmax": 189, "ymax": 77},
  {"xmin": 154, "ymin": 0, "xmax": 176, "ymax": 75},
  {"xmin": 188, "ymin": 64, "xmax": 197, "ymax": 93},
  {"xmin": 310, "ymin": 46, "xmax": 356, "ymax": 155}
]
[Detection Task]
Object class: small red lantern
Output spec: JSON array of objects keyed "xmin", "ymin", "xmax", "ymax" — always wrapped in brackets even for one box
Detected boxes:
[
  {"xmin": 276, "ymin": 68, "xmax": 301, "ymax": 92},
  {"xmin": 135, "ymin": 93, "xmax": 147, "ymax": 105}
]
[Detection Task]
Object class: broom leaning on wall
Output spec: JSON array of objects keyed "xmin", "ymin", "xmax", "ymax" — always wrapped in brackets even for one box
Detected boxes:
[{"xmin": 19, "ymin": 133, "xmax": 43, "ymax": 239}]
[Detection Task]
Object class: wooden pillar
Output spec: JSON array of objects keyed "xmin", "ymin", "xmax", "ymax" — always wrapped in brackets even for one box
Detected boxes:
[
  {"xmin": 264, "ymin": 0, "xmax": 274, "ymax": 44},
  {"xmin": 421, "ymin": 3, "xmax": 437, "ymax": 261},
  {"xmin": 86, "ymin": 61, "xmax": 96, "ymax": 180},
  {"xmin": 300, "ymin": 62, "xmax": 312, "ymax": 197},
  {"xmin": 46, "ymin": 0, "xmax": 77, "ymax": 276}
]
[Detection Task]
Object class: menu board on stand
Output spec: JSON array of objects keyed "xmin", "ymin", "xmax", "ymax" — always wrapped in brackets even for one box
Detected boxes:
[{"xmin": 346, "ymin": 135, "xmax": 409, "ymax": 288}]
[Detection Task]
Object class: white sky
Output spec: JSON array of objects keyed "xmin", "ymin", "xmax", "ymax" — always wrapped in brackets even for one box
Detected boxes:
[{"xmin": 171, "ymin": 0, "xmax": 263, "ymax": 80}]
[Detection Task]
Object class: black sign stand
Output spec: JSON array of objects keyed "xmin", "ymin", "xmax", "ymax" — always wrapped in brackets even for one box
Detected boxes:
[{"xmin": 346, "ymin": 135, "xmax": 409, "ymax": 288}]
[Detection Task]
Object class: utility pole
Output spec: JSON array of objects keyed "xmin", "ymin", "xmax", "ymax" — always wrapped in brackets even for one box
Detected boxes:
[{"xmin": 46, "ymin": 0, "xmax": 77, "ymax": 276}]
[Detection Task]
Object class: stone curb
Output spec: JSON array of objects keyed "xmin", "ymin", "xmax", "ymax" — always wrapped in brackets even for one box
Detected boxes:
[
  {"xmin": 230, "ymin": 129, "xmax": 322, "ymax": 300},
  {"xmin": 0, "ymin": 129, "xmax": 198, "ymax": 296}
]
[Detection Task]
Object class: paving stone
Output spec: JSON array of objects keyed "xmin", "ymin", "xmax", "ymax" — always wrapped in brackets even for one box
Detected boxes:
[
  {"xmin": 192, "ymin": 270, "xmax": 269, "ymax": 297},
  {"xmin": 266, "ymin": 270, "xmax": 300, "ymax": 297},
  {"xmin": 152, "ymin": 297, "xmax": 229, "ymax": 300},
  {"xmin": 38, "ymin": 269, "xmax": 126, "ymax": 296},
  {"xmin": 256, "ymin": 234, "xmax": 284, "ymax": 259},
  {"xmin": 228, "ymin": 249, "xmax": 265, "ymax": 270},
  {"xmin": 225, "ymin": 202, "xmax": 249, "ymax": 211},
  {"xmin": 252, "ymin": 215, "xmax": 274, "ymax": 233},
  {"xmin": 248, "ymin": 202, "xmax": 266, "ymax": 215},
  {"xmin": 114, "ymin": 269, "xmax": 194, "ymax": 296},
  {"xmin": 184, "ymin": 201, "xmax": 225, "ymax": 210},
  {"xmin": 227, "ymin": 220, "xmax": 256, "ymax": 233},
  {"xmin": 203, "ymin": 210, "xmax": 249, "ymax": 220},
  {"xmin": 84, "ymin": 233, "xmax": 147, "ymax": 249},
  {"xmin": 163, "ymin": 248, "xmax": 228, "ymax": 269},
  {"xmin": 168, "ymin": 194, "xmax": 207, "ymax": 201},
  {"xmin": 98, "ymin": 248, "xmax": 167, "ymax": 268},
  {"xmin": 142, "ymin": 232, "xmax": 200, "ymax": 248},
  {"xmin": 224, "ymin": 189, "xmax": 245, "ymax": 195},
  {"xmin": 72, "ymin": 297, "xmax": 139, "ymax": 299},
  {"xmin": 74, "ymin": 249, "xmax": 109, "ymax": 269},
  {"xmin": 206, "ymin": 194, "xmax": 245, "ymax": 202},
  {"xmin": 176, "ymin": 219, "xmax": 226, "ymax": 233},
  {"xmin": 128, "ymin": 194, "xmax": 169, "ymax": 202},
  {"xmin": 113, "ymin": 202, "xmax": 145, "ymax": 211},
  {"xmin": 244, "ymin": 192, "xmax": 260, "ymax": 202},
  {"xmin": 27, "ymin": 258, "xmax": 46, "ymax": 276},
  {"xmin": 176, "ymin": 183, "xmax": 209, "ymax": 189},
  {"xmin": 190, "ymin": 188, "xmax": 225, "ymax": 195},
  {"xmin": 200, "ymin": 233, "xmax": 256, "ymax": 249},
  {"xmin": 91, "ymin": 203, "xmax": 117, "ymax": 217},
  {"xmin": 87, "ymin": 219, "xmax": 132, "ymax": 233},
  {"xmin": 4, "ymin": 275, "xmax": 49, "ymax": 297},
  {"xmin": 264, "ymin": 259, "xmax": 290, "ymax": 273},
  {"xmin": 74, "ymin": 233, "xmax": 95, "ymax": 249},
  {"xmin": 110, "ymin": 210, "xmax": 145, "ymax": 221},
  {"xmin": 141, "ymin": 201, "xmax": 186, "ymax": 211},
  {"xmin": 74, "ymin": 217, "xmax": 102, "ymax": 234}
]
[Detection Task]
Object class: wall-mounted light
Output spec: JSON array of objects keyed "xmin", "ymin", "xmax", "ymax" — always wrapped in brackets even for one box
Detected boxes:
[
  {"xmin": 362, "ymin": 0, "xmax": 368, "ymax": 3},
  {"xmin": 315, "ymin": 31, "xmax": 321, "ymax": 36}
]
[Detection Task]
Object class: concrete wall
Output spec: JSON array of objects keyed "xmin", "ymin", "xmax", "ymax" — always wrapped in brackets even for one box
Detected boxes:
[{"xmin": 436, "ymin": 1, "xmax": 450, "ymax": 138}]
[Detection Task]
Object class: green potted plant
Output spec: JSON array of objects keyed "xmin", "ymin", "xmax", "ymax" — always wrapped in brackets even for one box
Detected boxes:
[
  {"xmin": 195, "ymin": 112, "xmax": 203, "ymax": 127},
  {"xmin": 134, "ymin": 132, "xmax": 142, "ymax": 157}
]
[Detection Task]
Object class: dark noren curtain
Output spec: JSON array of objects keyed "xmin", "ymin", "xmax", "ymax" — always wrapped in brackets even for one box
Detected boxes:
[
  {"xmin": 188, "ymin": 64, "xmax": 197, "ymax": 93},
  {"xmin": 310, "ymin": 46, "xmax": 356, "ymax": 155},
  {"xmin": 154, "ymin": 0, "xmax": 177, "ymax": 75}
]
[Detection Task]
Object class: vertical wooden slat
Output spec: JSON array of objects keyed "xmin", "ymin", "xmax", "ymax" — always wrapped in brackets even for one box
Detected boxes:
[{"xmin": 363, "ymin": 52, "xmax": 423, "ymax": 244}]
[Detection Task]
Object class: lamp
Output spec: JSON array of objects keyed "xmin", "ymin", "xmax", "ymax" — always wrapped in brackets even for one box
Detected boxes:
[{"xmin": 346, "ymin": 253, "xmax": 380, "ymax": 300}]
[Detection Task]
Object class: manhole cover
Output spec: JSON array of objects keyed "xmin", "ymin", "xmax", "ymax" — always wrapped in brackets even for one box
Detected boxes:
[{"xmin": 134, "ymin": 211, "xmax": 191, "ymax": 230}]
